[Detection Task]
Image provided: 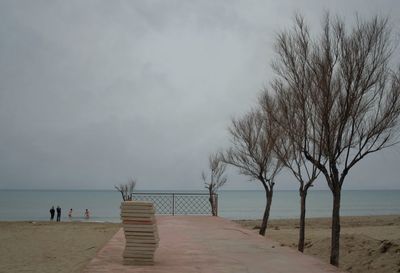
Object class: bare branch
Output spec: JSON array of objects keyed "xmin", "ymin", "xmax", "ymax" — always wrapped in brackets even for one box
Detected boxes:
[
  {"xmin": 202, "ymin": 152, "xmax": 227, "ymax": 216},
  {"xmin": 114, "ymin": 178, "xmax": 136, "ymax": 201}
]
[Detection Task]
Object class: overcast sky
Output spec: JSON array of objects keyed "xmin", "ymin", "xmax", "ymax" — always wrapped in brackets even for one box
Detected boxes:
[{"xmin": 0, "ymin": 0, "xmax": 399, "ymax": 190}]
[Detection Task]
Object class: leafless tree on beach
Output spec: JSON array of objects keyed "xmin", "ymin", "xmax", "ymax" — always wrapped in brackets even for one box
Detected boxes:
[
  {"xmin": 202, "ymin": 152, "xmax": 227, "ymax": 216},
  {"xmin": 115, "ymin": 178, "xmax": 137, "ymax": 201},
  {"xmin": 260, "ymin": 89, "xmax": 321, "ymax": 252},
  {"xmin": 270, "ymin": 13, "xmax": 400, "ymax": 266},
  {"xmin": 221, "ymin": 110, "xmax": 283, "ymax": 236}
]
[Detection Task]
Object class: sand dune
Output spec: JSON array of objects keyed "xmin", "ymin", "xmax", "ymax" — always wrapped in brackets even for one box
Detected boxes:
[{"xmin": 235, "ymin": 215, "xmax": 400, "ymax": 273}]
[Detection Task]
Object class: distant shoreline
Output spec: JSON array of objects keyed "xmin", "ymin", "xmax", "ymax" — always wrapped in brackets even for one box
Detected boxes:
[
  {"xmin": 1, "ymin": 213, "xmax": 400, "ymax": 223},
  {"xmin": 1, "ymin": 188, "xmax": 400, "ymax": 191},
  {"xmin": 234, "ymin": 213, "xmax": 400, "ymax": 222}
]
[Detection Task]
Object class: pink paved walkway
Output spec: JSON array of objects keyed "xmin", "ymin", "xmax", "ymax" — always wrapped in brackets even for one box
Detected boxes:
[{"xmin": 84, "ymin": 216, "xmax": 344, "ymax": 273}]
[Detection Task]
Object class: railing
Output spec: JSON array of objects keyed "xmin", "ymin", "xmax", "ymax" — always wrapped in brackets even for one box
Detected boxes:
[{"xmin": 131, "ymin": 192, "xmax": 217, "ymax": 216}]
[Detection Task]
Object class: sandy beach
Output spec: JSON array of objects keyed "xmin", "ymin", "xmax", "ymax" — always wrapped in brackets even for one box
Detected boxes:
[
  {"xmin": 235, "ymin": 215, "xmax": 400, "ymax": 273},
  {"xmin": 0, "ymin": 221, "xmax": 120, "ymax": 273},
  {"xmin": 1, "ymin": 215, "xmax": 399, "ymax": 273}
]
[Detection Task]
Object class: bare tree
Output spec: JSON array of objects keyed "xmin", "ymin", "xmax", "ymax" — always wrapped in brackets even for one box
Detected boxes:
[
  {"xmin": 221, "ymin": 110, "xmax": 283, "ymax": 236},
  {"xmin": 271, "ymin": 14, "xmax": 400, "ymax": 266},
  {"xmin": 115, "ymin": 178, "xmax": 137, "ymax": 201},
  {"xmin": 202, "ymin": 152, "xmax": 227, "ymax": 216},
  {"xmin": 260, "ymin": 90, "xmax": 321, "ymax": 252}
]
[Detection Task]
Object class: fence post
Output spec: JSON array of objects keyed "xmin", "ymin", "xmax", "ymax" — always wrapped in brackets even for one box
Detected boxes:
[
  {"xmin": 215, "ymin": 194, "xmax": 218, "ymax": 216},
  {"xmin": 172, "ymin": 193, "xmax": 175, "ymax": 216}
]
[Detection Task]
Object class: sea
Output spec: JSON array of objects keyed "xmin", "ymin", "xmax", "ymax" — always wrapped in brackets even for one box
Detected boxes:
[{"xmin": 0, "ymin": 190, "xmax": 399, "ymax": 222}]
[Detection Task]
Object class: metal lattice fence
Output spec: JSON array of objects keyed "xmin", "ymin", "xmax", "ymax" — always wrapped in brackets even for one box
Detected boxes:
[{"xmin": 131, "ymin": 192, "xmax": 216, "ymax": 216}]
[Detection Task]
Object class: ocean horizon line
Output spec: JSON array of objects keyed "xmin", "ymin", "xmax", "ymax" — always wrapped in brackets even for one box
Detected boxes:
[{"xmin": 1, "ymin": 188, "xmax": 400, "ymax": 192}]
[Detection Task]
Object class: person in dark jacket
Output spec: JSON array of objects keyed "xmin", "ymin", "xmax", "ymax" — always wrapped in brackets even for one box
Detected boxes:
[
  {"xmin": 56, "ymin": 206, "xmax": 61, "ymax": 222},
  {"xmin": 50, "ymin": 206, "xmax": 55, "ymax": 221}
]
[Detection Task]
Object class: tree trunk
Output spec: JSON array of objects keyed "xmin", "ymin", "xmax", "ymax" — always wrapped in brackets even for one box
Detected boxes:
[
  {"xmin": 298, "ymin": 190, "xmax": 307, "ymax": 252},
  {"xmin": 212, "ymin": 195, "xmax": 217, "ymax": 216},
  {"xmin": 208, "ymin": 190, "xmax": 216, "ymax": 216},
  {"xmin": 330, "ymin": 189, "xmax": 341, "ymax": 266},
  {"xmin": 209, "ymin": 196, "xmax": 214, "ymax": 216},
  {"xmin": 259, "ymin": 190, "xmax": 273, "ymax": 236}
]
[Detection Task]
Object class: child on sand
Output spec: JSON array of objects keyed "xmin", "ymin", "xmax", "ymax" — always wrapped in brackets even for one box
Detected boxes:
[{"xmin": 68, "ymin": 208, "xmax": 72, "ymax": 218}]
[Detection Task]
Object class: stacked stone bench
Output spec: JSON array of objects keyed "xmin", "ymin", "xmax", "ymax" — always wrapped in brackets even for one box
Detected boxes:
[{"xmin": 120, "ymin": 201, "xmax": 159, "ymax": 265}]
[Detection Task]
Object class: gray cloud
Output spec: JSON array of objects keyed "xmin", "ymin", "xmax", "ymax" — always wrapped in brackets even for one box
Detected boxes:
[{"xmin": 0, "ymin": 0, "xmax": 399, "ymax": 190}]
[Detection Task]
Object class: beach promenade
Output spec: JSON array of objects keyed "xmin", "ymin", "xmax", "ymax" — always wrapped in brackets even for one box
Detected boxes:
[{"xmin": 84, "ymin": 216, "xmax": 343, "ymax": 273}]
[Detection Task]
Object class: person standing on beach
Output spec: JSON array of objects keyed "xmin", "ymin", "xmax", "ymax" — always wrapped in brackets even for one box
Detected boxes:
[
  {"xmin": 56, "ymin": 206, "xmax": 61, "ymax": 222},
  {"xmin": 68, "ymin": 208, "xmax": 73, "ymax": 219},
  {"xmin": 50, "ymin": 206, "xmax": 55, "ymax": 221}
]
